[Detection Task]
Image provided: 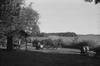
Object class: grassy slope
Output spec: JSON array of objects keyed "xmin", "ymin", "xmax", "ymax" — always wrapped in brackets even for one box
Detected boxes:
[{"xmin": 0, "ymin": 49, "xmax": 100, "ymax": 66}]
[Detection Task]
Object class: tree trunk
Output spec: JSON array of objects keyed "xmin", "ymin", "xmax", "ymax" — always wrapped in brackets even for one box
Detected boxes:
[{"xmin": 7, "ymin": 35, "xmax": 13, "ymax": 51}]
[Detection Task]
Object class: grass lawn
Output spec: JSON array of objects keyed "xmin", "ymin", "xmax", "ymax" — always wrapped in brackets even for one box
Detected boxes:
[{"xmin": 0, "ymin": 48, "xmax": 100, "ymax": 66}]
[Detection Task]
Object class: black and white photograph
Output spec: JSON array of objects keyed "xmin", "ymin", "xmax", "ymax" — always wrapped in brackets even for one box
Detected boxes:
[{"xmin": 0, "ymin": 0, "xmax": 100, "ymax": 66}]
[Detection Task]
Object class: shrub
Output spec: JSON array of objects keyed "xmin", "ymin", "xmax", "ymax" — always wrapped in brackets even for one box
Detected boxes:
[
  {"xmin": 52, "ymin": 39, "xmax": 63, "ymax": 48},
  {"xmin": 39, "ymin": 38, "xmax": 64, "ymax": 48},
  {"xmin": 73, "ymin": 40, "xmax": 97, "ymax": 49},
  {"xmin": 93, "ymin": 46, "xmax": 100, "ymax": 56},
  {"xmin": 73, "ymin": 40, "xmax": 89, "ymax": 49},
  {"xmin": 61, "ymin": 40, "xmax": 97, "ymax": 49}
]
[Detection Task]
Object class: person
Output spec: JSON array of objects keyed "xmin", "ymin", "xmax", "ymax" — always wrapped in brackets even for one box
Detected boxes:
[
  {"xmin": 40, "ymin": 44, "xmax": 44, "ymax": 49},
  {"xmin": 80, "ymin": 46, "xmax": 90, "ymax": 55},
  {"xmin": 80, "ymin": 46, "xmax": 85, "ymax": 55},
  {"xmin": 36, "ymin": 41, "xmax": 42, "ymax": 50},
  {"xmin": 85, "ymin": 46, "xmax": 89, "ymax": 53},
  {"xmin": 32, "ymin": 39, "xmax": 39, "ymax": 49}
]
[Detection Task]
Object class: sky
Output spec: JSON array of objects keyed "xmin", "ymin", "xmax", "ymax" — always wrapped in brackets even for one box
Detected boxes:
[{"xmin": 25, "ymin": 0, "xmax": 100, "ymax": 34}]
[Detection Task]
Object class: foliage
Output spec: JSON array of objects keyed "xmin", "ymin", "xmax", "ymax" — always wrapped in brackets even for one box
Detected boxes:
[
  {"xmin": 58, "ymin": 32, "xmax": 77, "ymax": 37},
  {"xmin": 61, "ymin": 40, "xmax": 97, "ymax": 49},
  {"xmin": 73, "ymin": 40, "xmax": 89, "ymax": 48},
  {"xmin": 0, "ymin": 0, "xmax": 24, "ymax": 35},
  {"xmin": 42, "ymin": 32, "xmax": 77, "ymax": 37},
  {"xmin": 0, "ymin": 0, "xmax": 40, "ymax": 51},
  {"xmin": 17, "ymin": 5, "xmax": 40, "ymax": 35},
  {"xmin": 85, "ymin": 0, "xmax": 100, "ymax": 4},
  {"xmin": 0, "ymin": 0, "xmax": 23, "ymax": 21},
  {"xmin": 0, "ymin": 0, "xmax": 40, "ymax": 36},
  {"xmin": 93, "ymin": 46, "xmax": 100, "ymax": 53},
  {"xmin": 39, "ymin": 38, "xmax": 63, "ymax": 48},
  {"xmin": 37, "ymin": 33, "xmax": 46, "ymax": 37}
]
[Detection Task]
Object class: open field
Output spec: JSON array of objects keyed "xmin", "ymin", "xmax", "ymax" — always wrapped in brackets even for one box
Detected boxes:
[
  {"xmin": 0, "ymin": 35, "xmax": 100, "ymax": 66},
  {"xmin": 0, "ymin": 48, "xmax": 100, "ymax": 66}
]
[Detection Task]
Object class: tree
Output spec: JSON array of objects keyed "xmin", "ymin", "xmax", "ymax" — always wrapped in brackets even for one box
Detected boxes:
[
  {"xmin": 0, "ymin": 0, "xmax": 24, "ymax": 51},
  {"xmin": 17, "ymin": 3, "xmax": 40, "ymax": 50},
  {"xmin": 0, "ymin": 0, "xmax": 40, "ymax": 51},
  {"xmin": 18, "ymin": 3, "xmax": 40, "ymax": 36},
  {"xmin": 0, "ymin": 0, "xmax": 23, "ymax": 22},
  {"xmin": 85, "ymin": 0, "xmax": 100, "ymax": 4}
]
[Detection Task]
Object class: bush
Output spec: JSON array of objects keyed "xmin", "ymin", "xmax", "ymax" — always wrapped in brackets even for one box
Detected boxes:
[
  {"xmin": 93, "ymin": 46, "xmax": 100, "ymax": 56},
  {"xmin": 39, "ymin": 39, "xmax": 64, "ymax": 48},
  {"xmin": 74, "ymin": 40, "xmax": 89, "ymax": 48},
  {"xmin": 61, "ymin": 40, "xmax": 97, "ymax": 49},
  {"xmin": 73, "ymin": 40, "xmax": 97, "ymax": 49},
  {"xmin": 52, "ymin": 39, "xmax": 63, "ymax": 48}
]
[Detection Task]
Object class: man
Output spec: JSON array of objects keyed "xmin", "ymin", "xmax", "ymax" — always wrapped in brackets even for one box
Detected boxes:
[
  {"xmin": 80, "ymin": 46, "xmax": 89, "ymax": 55},
  {"xmin": 80, "ymin": 46, "xmax": 85, "ymax": 55}
]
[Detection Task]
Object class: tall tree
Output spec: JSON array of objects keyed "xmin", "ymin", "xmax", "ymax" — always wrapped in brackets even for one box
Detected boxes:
[
  {"xmin": 16, "ymin": 3, "xmax": 40, "ymax": 50},
  {"xmin": 0, "ymin": 0, "xmax": 40, "ymax": 51},
  {"xmin": 17, "ymin": 3, "xmax": 40, "ymax": 36},
  {"xmin": 0, "ymin": 0, "xmax": 24, "ymax": 51}
]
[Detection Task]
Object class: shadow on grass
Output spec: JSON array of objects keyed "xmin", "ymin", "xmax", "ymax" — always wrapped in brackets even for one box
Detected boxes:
[{"xmin": 0, "ymin": 48, "xmax": 100, "ymax": 66}]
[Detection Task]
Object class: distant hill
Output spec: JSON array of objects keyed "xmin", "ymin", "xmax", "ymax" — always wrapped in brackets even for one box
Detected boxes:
[{"xmin": 38, "ymin": 32, "xmax": 77, "ymax": 37}]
